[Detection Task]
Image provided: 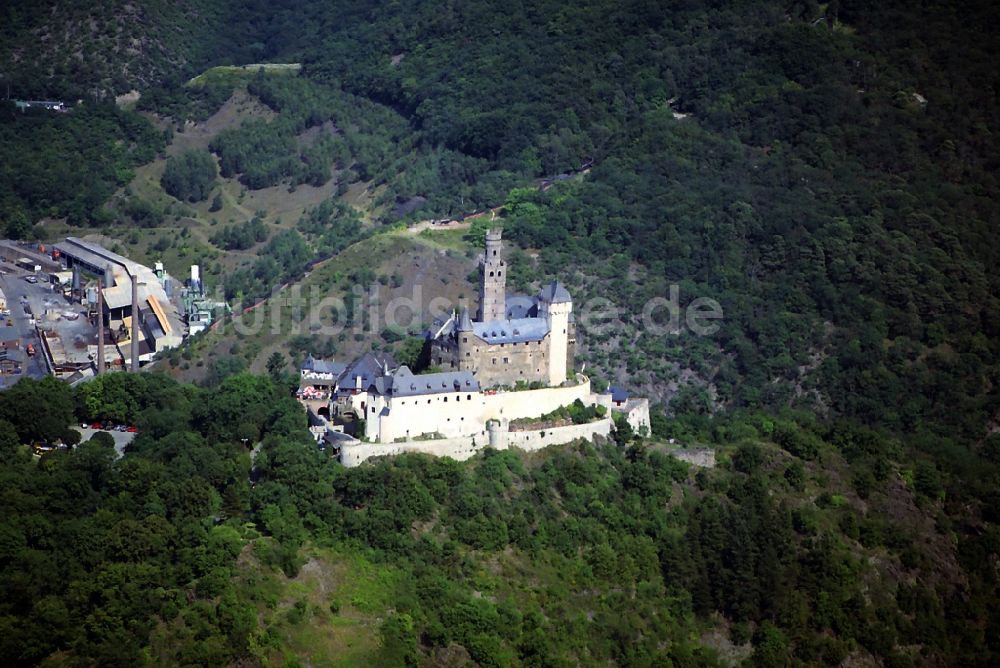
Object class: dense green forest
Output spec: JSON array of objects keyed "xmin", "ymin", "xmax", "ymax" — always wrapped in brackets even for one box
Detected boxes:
[
  {"xmin": 1, "ymin": 373, "xmax": 997, "ymax": 665},
  {"xmin": 1, "ymin": 0, "xmax": 999, "ymax": 665},
  {"xmin": 0, "ymin": 102, "xmax": 163, "ymax": 231}
]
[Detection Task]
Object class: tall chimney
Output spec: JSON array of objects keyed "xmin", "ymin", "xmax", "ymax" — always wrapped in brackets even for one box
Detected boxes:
[
  {"xmin": 96, "ymin": 279, "xmax": 105, "ymax": 375},
  {"xmin": 130, "ymin": 274, "xmax": 139, "ymax": 372}
]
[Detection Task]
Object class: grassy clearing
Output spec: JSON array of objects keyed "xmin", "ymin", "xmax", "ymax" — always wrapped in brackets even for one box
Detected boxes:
[
  {"xmin": 413, "ymin": 226, "xmax": 475, "ymax": 251},
  {"xmin": 238, "ymin": 543, "xmax": 400, "ymax": 667},
  {"xmin": 187, "ymin": 63, "xmax": 302, "ymax": 88}
]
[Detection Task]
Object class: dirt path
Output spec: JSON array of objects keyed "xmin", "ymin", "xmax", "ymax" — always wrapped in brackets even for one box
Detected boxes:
[{"xmin": 406, "ymin": 205, "xmax": 502, "ymax": 234}]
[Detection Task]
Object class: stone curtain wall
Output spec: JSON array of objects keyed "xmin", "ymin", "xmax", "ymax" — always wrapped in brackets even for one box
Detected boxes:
[
  {"xmin": 340, "ymin": 434, "xmax": 488, "ymax": 467},
  {"xmin": 340, "ymin": 413, "xmax": 613, "ymax": 467},
  {"xmin": 498, "ymin": 417, "xmax": 613, "ymax": 453},
  {"xmin": 482, "ymin": 375, "xmax": 592, "ymax": 422}
]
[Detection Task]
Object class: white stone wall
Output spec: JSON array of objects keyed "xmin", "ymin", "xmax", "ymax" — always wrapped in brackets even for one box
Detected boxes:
[
  {"xmin": 482, "ymin": 375, "xmax": 592, "ymax": 422},
  {"xmin": 367, "ymin": 388, "xmax": 487, "ymax": 442},
  {"xmin": 594, "ymin": 394, "xmax": 651, "ymax": 435},
  {"xmin": 364, "ymin": 375, "xmax": 594, "ymax": 443},
  {"xmin": 624, "ymin": 398, "xmax": 651, "ymax": 435},
  {"xmin": 341, "ymin": 434, "xmax": 487, "ymax": 467},
  {"xmin": 669, "ymin": 448, "xmax": 716, "ymax": 468},
  {"xmin": 500, "ymin": 416, "xmax": 613, "ymax": 453},
  {"xmin": 340, "ymin": 416, "xmax": 613, "ymax": 467}
]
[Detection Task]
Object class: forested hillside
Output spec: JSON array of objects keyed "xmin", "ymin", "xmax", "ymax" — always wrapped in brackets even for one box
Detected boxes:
[
  {"xmin": 291, "ymin": 0, "xmax": 1000, "ymax": 440},
  {"xmin": 1, "ymin": 1, "xmax": 999, "ymax": 665},
  {"xmin": 0, "ymin": 0, "xmax": 252, "ymax": 98},
  {"xmin": 4, "ymin": 0, "xmax": 996, "ymax": 442},
  {"xmin": 1, "ymin": 374, "xmax": 998, "ymax": 666}
]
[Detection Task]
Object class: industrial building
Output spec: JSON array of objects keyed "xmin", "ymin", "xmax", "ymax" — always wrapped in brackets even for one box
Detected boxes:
[{"xmin": 53, "ymin": 237, "xmax": 184, "ymax": 367}]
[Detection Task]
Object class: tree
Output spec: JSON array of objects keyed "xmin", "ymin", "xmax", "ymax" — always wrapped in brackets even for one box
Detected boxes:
[
  {"xmin": 396, "ymin": 337, "xmax": 429, "ymax": 372},
  {"xmin": 88, "ymin": 431, "xmax": 116, "ymax": 450},
  {"xmin": 3, "ymin": 208, "xmax": 33, "ymax": 239},
  {"xmin": 613, "ymin": 413, "xmax": 634, "ymax": 446},
  {"xmin": 161, "ymin": 149, "xmax": 218, "ymax": 202},
  {"xmin": 0, "ymin": 419, "xmax": 19, "ymax": 453},
  {"xmin": 0, "ymin": 376, "xmax": 74, "ymax": 443},
  {"xmin": 62, "ymin": 428, "xmax": 82, "ymax": 449},
  {"xmin": 266, "ymin": 351, "xmax": 286, "ymax": 380}
]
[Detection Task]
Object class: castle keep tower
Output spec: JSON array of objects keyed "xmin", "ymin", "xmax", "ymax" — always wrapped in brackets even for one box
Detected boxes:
[
  {"xmin": 479, "ymin": 229, "xmax": 506, "ymax": 322},
  {"xmin": 539, "ymin": 281, "xmax": 572, "ymax": 386}
]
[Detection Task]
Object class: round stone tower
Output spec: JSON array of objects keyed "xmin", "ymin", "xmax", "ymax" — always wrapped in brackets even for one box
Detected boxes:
[
  {"xmin": 539, "ymin": 281, "xmax": 573, "ymax": 387},
  {"xmin": 457, "ymin": 307, "xmax": 475, "ymax": 372},
  {"xmin": 479, "ymin": 229, "xmax": 506, "ymax": 322}
]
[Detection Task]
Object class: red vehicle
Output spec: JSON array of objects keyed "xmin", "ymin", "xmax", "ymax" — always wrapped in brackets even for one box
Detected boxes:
[
  {"xmin": 126, "ymin": 426, "xmax": 138, "ymax": 433},
  {"xmin": 25, "ymin": 343, "xmax": 35, "ymax": 356},
  {"xmin": 90, "ymin": 422, "xmax": 103, "ymax": 430}
]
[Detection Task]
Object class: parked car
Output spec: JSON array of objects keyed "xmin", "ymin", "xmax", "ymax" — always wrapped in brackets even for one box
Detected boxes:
[
  {"xmin": 89, "ymin": 422, "xmax": 103, "ymax": 430},
  {"xmin": 126, "ymin": 426, "xmax": 138, "ymax": 433}
]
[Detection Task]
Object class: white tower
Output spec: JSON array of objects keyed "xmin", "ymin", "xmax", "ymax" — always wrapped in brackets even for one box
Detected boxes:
[{"xmin": 539, "ymin": 281, "xmax": 572, "ymax": 386}]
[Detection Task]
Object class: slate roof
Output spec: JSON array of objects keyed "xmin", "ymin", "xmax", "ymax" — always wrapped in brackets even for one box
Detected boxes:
[
  {"xmin": 537, "ymin": 280, "xmax": 571, "ymax": 304},
  {"xmin": 606, "ymin": 386, "xmax": 630, "ymax": 403},
  {"xmin": 505, "ymin": 294, "xmax": 538, "ymax": 319},
  {"xmin": 472, "ymin": 316, "xmax": 550, "ymax": 344},
  {"xmin": 458, "ymin": 307, "xmax": 474, "ymax": 332},
  {"xmin": 302, "ymin": 354, "xmax": 346, "ymax": 376},
  {"xmin": 337, "ymin": 352, "xmax": 396, "ymax": 390},
  {"xmin": 369, "ymin": 365, "xmax": 480, "ymax": 397}
]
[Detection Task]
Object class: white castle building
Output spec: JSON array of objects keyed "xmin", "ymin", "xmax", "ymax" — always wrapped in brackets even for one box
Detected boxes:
[{"xmin": 303, "ymin": 230, "xmax": 649, "ymax": 466}]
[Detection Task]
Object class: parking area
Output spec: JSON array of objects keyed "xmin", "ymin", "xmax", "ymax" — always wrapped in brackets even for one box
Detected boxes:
[
  {"xmin": 0, "ymin": 262, "xmax": 53, "ymax": 386},
  {"xmin": 0, "ymin": 258, "xmax": 97, "ymax": 386},
  {"xmin": 72, "ymin": 426, "xmax": 137, "ymax": 459}
]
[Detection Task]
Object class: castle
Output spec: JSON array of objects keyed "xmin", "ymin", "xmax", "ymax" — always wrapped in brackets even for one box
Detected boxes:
[
  {"xmin": 299, "ymin": 229, "xmax": 648, "ymax": 466},
  {"xmin": 428, "ymin": 229, "xmax": 576, "ymax": 388}
]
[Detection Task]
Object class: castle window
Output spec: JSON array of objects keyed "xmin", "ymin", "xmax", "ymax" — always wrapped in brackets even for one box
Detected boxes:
[
  {"xmin": 503, "ymin": 357, "xmax": 509, "ymax": 364},
  {"xmin": 493, "ymin": 250, "xmax": 497, "ymax": 256},
  {"xmin": 467, "ymin": 394, "xmax": 471, "ymax": 400},
  {"xmin": 492, "ymin": 358, "xmax": 497, "ymax": 365},
  {"xmin": 497, "ymin": 271, "xmax": 501, "ymax": 277},
  {"xmin": 462, "ymin": 337, "xmax": 467, "ymax": 343},
  {"xmin": 444, "ymin": 397, "xmax": 447, "ymax": 402},
  {"xmin": 489, "ymin": 271, "xmax": 494, "ymax": 277},
  {"xmin": 465, "ymin": 352, "xmax": 470, "ymax": 357}
]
